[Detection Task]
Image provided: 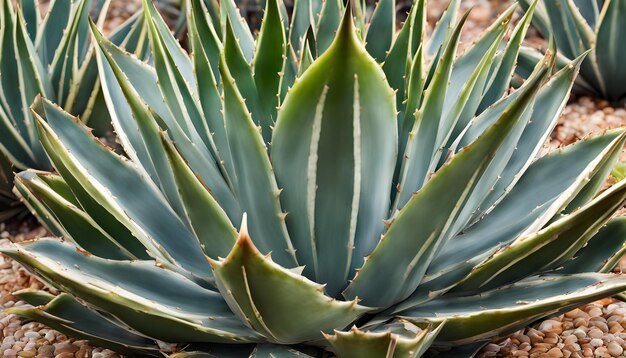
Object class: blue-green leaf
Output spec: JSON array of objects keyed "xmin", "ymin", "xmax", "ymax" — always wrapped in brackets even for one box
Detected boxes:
[
  {"xmin": 253, "ymin": 0, "xmax": 285, "ymax": 120},
  {"xmin": 33, "ymin": 98, "xmax": 214, "ymax": 283},
  {"xmin": 211, "ymin": 220, "xmax": 368, "ymax": 344},
  {"xmin": 399, "ymin": 274, "xmax": 626, "ymax": 345},
  {"xmin": 272, "ymin": 10, "xmax": 397, "ymax": 296},
  {"xmin": 220, "ymin": 0, "xmax": 255, "ymax": 62},
  {"xmin": 220, "ymin": 57, "xmax": 298, "ymax": 268},
  {"xmin": 14, "ymin": 170, "xmax": 136, "ymax": 260},
  {"xmin": 1, "ymin": 239, "xmax": 261, "ymax": 343},
  {"xmin": 365, "ymin": 0, "xmax": 395, "ymax": 62},
  {"xmin": 595, "ymin": 0, "xmax": 626, "ymax": 101}
]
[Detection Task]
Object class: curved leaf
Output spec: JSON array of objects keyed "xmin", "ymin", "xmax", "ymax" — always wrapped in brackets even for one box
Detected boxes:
[
  {"xmin": 49, "ymin": 0, "xmax": 90, "ymax": 104},
  {"xmin": 145, "ymin": 1, "xmax": 219, "ymax": 158},
  {"xmin": 12, "ymin": 288, "xmax": 55, "ymax": 306},
  {"xmin": 326, "ymin": 321, "xmax": 442, "ymax": 358},
  {"xmin": 211, "ymin": 218, "xmax": 369, "ymax": 344},
  {"xmin": 560, "ymin": 217, "xmax": 626, "ymax": 274},
  {"xmin": 0, "ymin": 103, "xmax": 39, "ymax": 170},
  {"xmin": 143, "ymin": 0, "xmax": 196, "ymax": 88},
  {"xmin": 1, "ymin": 239, "xmax": 261, "ymax": 343},
  {"xmin": 14, "ymin": 170, "xmax": 135, "ymax": 260},
  {"xmin": 316, "ymin": 0, "xmax": 343, "ymax": 54},
  {"xmin": 392, "ymin": 11, "xmax": 467, "ymax": 209},
  {"xmin": 7, "ymin": 293, "xmax": 159, "ymax": 355},
  {"xmin": 382, "ymin": 0, "xmax": 425, "ymax": 113},
  {"xmin": 91, "ymin": 22, "xmax": 240, "ymax": 222},
  {"xmin": 220, "ymin": 0, "xmax": 255, "ymax": 63},
  {"xmin": 187, "ymin": 0, "xmax": 234, "ymax": 180},
  {"xmin": 161, "ymin": 135, "xmax": 237, "ymax": 260},
  {"xmin": 289, "ymin": 0, "xmax": 322, "ymax": 56},
  {"xmin": 34, "ymin": 0, "xmax": 72, "ymax": 66},
  {"xmin": 425, "ymin": 0, "xmax": 459, "ymax": 57},
  {"xmin": 399, "ymin": 274, "xmax": 626, "ymax": 345},
  {"xmin": 33, "ymin": 98, "xmax": 214, "ymax": 283},
  {"xmin": 397, "ymin": 129, "xmax": 626, "ymax": 311},
  {"xmin": 188, "ymin": 0, "xmax": 222, "ymax": 81},
  {"xmin": 365, "ymin": 0, "xmax": 395, "ymax": 62},
  {"xmin": 478, "ymin": 0, "xmax": 536, "ymax": 111},
  {"xmin": 222, "ymin": 19, "xmax": 268, "ymax": 142},
  {"xmin": 451, "ymin": 178, "xmax": 626, "ymax": 294},
  {"xmin": 92, "ymin": 22, "xmax": 186, "ymax": 217},
  {"xmin": 19, "ymin": 0, "xmax": 39, "ymax": 40},
  {"xmin": 253, "ymin": 0, "xmax": 285, "ymax": 119},
  {"xmin": 473, "ymin": 53, "xmax": 585, "ymax": 219}
]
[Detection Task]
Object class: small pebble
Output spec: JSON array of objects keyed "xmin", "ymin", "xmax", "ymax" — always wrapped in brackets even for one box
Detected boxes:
[
  {"xmin": 54, "ymin": 353, "xmax": 74, "ymax": 358},
  {"xmin": 44, "ymin": 332, "xmax": 55, "ymax": 342},
  {"xmin": 53, "ymin": 343, "xmax": 78, "ymax": 355},
  {"xmin": 608, "ymin": 341, "xmax": 623, "ymax": 356},
  {"xmin": 589, "ymin": 328, "xmax": 604, "ymax": 339},
  {"xmin": 589, "ymin": 307, "xmax": 603, "ymax": 318},
  {"xmin": 589, "ymin": 338, "xmax": 603, "ymax": 347},
  {"xmin": 24, "ymin": 332, "xmax": 40, "ymax": 340},
  {"xmin": 38, "ymin": 345, "xmax": 54, "ymax": 355}
]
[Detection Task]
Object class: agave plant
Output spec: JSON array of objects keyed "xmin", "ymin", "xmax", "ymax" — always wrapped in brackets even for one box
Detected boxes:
[
  {"xmin": 0, "ymin": 0, "xmax": 151, "ymax": 219},
  {"xmin": 5, "ymin": 0, "xmax": 626, "ymax": 356},
  {"xmin": 518, "ymin": 0, "xmax": 626, "ymax": 103}
]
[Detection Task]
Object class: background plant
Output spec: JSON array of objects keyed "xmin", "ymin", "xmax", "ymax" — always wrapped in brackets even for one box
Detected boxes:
[
  {"xmin": 518, "ymin": 0, "xmax": 626, "ymax": 103},
  {"xmin": 5, "ymin": 0, "xmax": 626, "ymax": 356},
  {"xmin": 0, "ymin": 0, "xmax": 151, "ymax": 220}
]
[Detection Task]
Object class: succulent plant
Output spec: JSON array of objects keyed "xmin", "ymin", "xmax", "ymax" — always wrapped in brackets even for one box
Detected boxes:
[
  {"xmin": 5, "ymin": 0, "xmax": 626, "ymax": 356},
  {"xmin": 518, "ymin": 0, "xmax": 626, "ymax": 103},
  {"xmin": 0, "ymin": 0, "xmax": 150, "ymax": 219}
]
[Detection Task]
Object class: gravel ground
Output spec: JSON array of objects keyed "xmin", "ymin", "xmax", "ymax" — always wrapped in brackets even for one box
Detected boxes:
[
  {"xmin": 102, "ymin": 1, "xmax": 142, "ymax": 32},
  {"xmin": 550, "ymin": 97, "xmax": 626, "ymax": 152},
  {"xmin": 479, "ymin": 299, "xmax": 626, "ymax": 358}
]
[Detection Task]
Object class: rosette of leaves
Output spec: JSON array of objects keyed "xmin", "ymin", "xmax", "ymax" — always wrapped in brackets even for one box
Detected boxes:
[
  {"xmin": 0, "ymin": 0, "xmax": 150, "ymax": 219},
  {"xmin": 5, "ymin": 0, "xmax": 626, "ymax": 356},
  {"xmin": 518, "ymin": 0, "xmax": 626, "ymax": 103}
]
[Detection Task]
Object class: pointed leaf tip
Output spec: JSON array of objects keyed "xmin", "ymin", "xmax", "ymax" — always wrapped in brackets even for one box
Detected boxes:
[
  {"xmin": 239, "ymin": 212, "xmax": 249, "ymax": 236},
  {"xmin": 332, "ymin": 0, "xmax": 357, "ymax": 46},
  {"xmin": 235, "ymin": 213, "xmax": 254, "ymax": 249}
]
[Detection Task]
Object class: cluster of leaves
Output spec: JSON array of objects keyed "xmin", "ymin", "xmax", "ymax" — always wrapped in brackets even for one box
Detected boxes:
[
  {"xmin": 2, "ymin": 0, "xmax": 626, "ymax": 357},
  {"xmin": 0, "ymin": 0, "xmax": 151, "ymax": 219},
  {"xmin": 519, "ymin": 0, "xmax": 626, "ymax": 103}
]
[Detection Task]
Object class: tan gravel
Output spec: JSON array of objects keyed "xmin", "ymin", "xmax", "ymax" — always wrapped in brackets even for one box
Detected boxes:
[
  {"xmin": 549, "ymin": 97, "xmax": 626, "ymax": 154},
  {"xmin": 479, "ymin": 299, "xmax": 626, "ymax": 358},
  {"xmin": 102, "ymin": 1, "xmax": 142, "ymax": 33}
]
